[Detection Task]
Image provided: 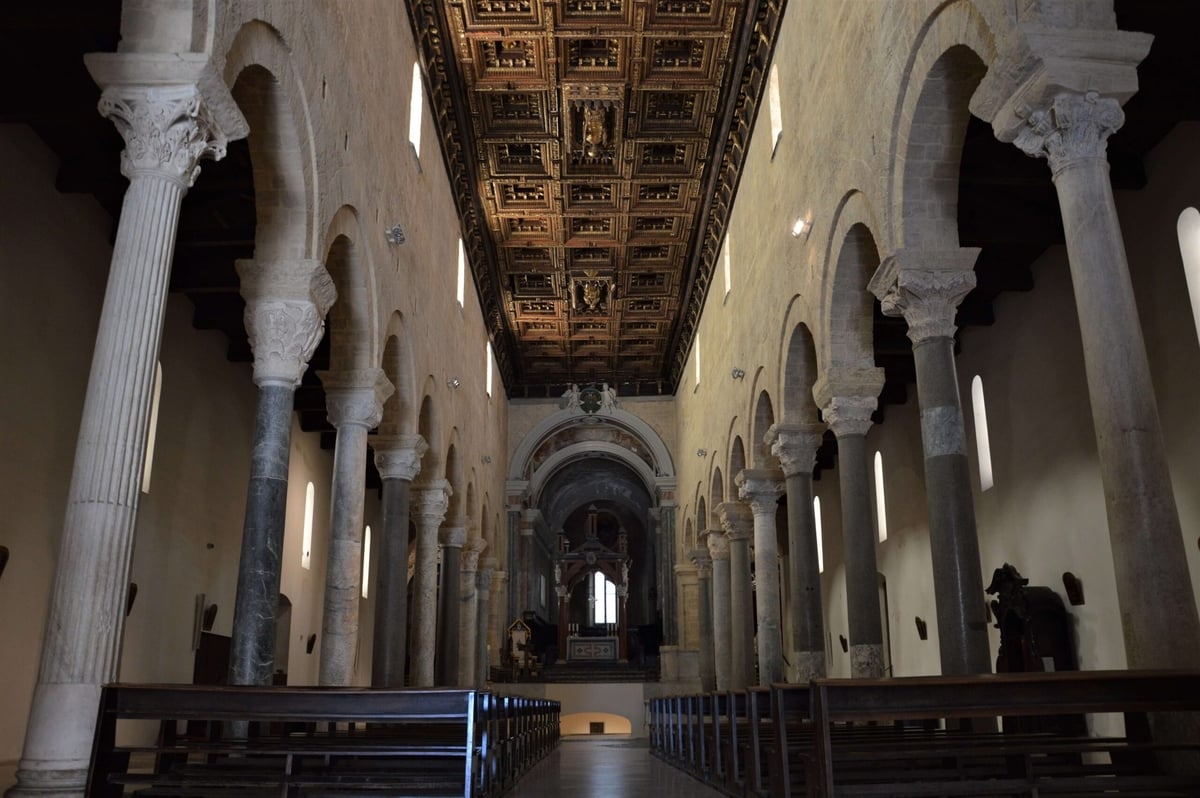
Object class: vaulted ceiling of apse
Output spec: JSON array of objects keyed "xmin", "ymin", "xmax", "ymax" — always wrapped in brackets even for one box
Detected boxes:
[{"xmin": 406, "ymin": 0, "xmax": 786, "ymax": 397}]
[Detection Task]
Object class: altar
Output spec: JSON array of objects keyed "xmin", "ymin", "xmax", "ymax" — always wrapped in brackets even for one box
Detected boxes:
[{"xmin": 566, "ymin": 636, "xmax": 619, "ymax": 662}]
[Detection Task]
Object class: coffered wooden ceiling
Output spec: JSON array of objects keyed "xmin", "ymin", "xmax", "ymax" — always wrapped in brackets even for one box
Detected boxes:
[{"xmin": 406, "ymin": 0, "xmax": 785, "ymax": 396}]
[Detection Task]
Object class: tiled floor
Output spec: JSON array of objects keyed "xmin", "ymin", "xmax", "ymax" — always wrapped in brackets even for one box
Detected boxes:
[{"xmin": 507, "ymin": 736, "xmax": 725, "ymax": 797}]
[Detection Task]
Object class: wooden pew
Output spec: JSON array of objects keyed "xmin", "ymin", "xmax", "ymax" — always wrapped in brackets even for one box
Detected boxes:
[
  {"xmin": 809, "ymin": 670, "xmax": 1200, "ymax": 798},
  {"xmin": 86, "ymin": 684, "xmax": 559, "ymax": 798},
  {"xmin": 767, "ymin": 684, "xmax": 812, "ymax": 798}
]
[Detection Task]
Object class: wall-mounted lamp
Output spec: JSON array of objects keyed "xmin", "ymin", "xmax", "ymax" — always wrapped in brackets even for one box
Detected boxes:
[
  {"xmin": 481, "ymin": 455, "xmax": 493, "ymax": 465},
  {"xmin": 446, "ymin": 377, "xmax": 461, "ymax": 389},
  {"xmin": 790, "ymin": 216, "xmax": 810, "ymax": 239},
  {"xmin": 696, "ymin": 448, "xmax": 708, "ymax": 458},
  {"xmin": 731, "ymin": 367, "xmax": 745, "ymax": 380},
  {"xmin": 385, "ymin": 223, "xmax": 406, "ymax": 245}
]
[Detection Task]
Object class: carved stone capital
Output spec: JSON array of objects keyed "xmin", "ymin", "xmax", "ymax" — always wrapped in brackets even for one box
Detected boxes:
[
  {"xmin": 871, "ymin": 254, "xmax": 979, "ymax": 345},
  {"xmin": 476, "ymin": 568, "xmax": 494, "ymax": 591},
  {"xmin": 690, "ymin": 547, "xmax": 713, "ymax": 577},
  {"xmin": 320, "ymin": 368, "xmax": 393, "ymax": 430},
  {"xmin": 705, "ymin": 530, "xmax": 730, "ymax": 561},
  {"xmin": 716, "ymin": 501, "xmax": 754, "ymax": 541},
  {"xmin": 766, "ymin": 423, "xmax": 825, "ymax": 478},
  {"xmin": 371, "ymin": 434, "xmax": 428, "ymax": 482},
  {"xmin": 820, "ymin": 395, "xmax": 877, "ymax": 438},
  {"xmin": 1013, "ymin": 91, "xmax": 1125, "ymax": 176},
  {"xmin": 440, "ymin": 526, "xmax": 468, "ymax": 549},
  {"xmin": 736, "ymin": 469, "xmax": 786, "ymax": 516},
  {"xmin": 460, "ymin": 537, "xmax": 486, "ymax": 572},
  {"xmin": 238, "ymin": 259, "xmax": 336, "ymax": 388},
  {"xmin": 411, "ymin": 480, "xmax": 451, "ymax": 527}
]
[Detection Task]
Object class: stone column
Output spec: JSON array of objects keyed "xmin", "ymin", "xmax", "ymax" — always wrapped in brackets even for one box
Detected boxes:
[
  {"xmin": 816, "ymin": 372, "xmax": 886, "ymax": 678},
  {"xmin": 410, "ymin": 481, "xmax": 450, "ymax": 686},
  {"xmin": 718, "ymin": 502, "xmax": 755, "ymax": 689},
  {"xmin": 437, "ymin": 526, "xmax": 467, "ymax": 685},
  {"xmin": 656, "ymin": 499, "xmax": 679, "ymax": 645},
  {"xmin": 1008, "ymin": 91, "xmax": 1200, "ymax": 668},
  {"xmin": 458, "ymin": 536, "xmax": 486, "ymax": 686},
  {"xmin": 504, "ymin": 502, "xmax": 522, "ymax": 624},
  {"xmin": 768, "ymin": 423, "xmax": 827, "ymax": 681},
  {"xmin": 691, "ymin": 547, "xmax": 716, "ymax": 691},
  {"xmin": 369, "ymin": 434, "xmax": 427, "ymax": 687},
  {"xmin": 228, "ymin": 260, "xmax": 334, "ymax": 688},
  {"xmin": 737, "ymin": 470, "xmax": 787, "ymax": 685},
  {"xmin": 10, "ymin": 54, "xmax": 246, "ymax": 798},
  {"xmin": 871, "ymin": 255, "xmax": 992, "ymax": 675},
  {"xmin": 707, "ymin": 531, "xmax": 732, "ymax": 690},
  {"xmin": 519, "ymin": 509, "xmax": 541, "ymax": 614},
  {"xmin": 316, "ymin": 370, "xmax": 392, "ymax": 686},
  {"xmin": 475, "ymin": 558, "xmax": 496, "ymax": 686}
]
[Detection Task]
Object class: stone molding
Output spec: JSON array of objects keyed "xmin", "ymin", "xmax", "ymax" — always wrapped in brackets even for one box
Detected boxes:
[
  {"xmin": 371, "ymin": 434, "xmax": 428, "ymax": 482},
  {"xmin": 871, "ymin": 261, "xmax": 978, "ymax": 345},
  {"xmin": 411, "ymin": 480, "xmax": 451, "ymax": 526},
  {"xmin": 1014, "ymin": 91, "xmax": 1125, "ymax": 176},
  {"xmin": 440, "ymin": 526, "xmax": 468, "ymax": 549},
  {"xmin": 736, "ymin": 469, "xmax": 786, "ymax": 516},
  {"xmin": 237, "ymin": 259, "xmax": 336, "ymax": 389},
  {"xmin": 766, "ymin": 422, "xmax": 825, "ymax": 477},
  {"xmin": 820, "ymin": 395, "xmax": 877, "ymax": 438},
  {"xmin": 321, "ymin": 368, "xmax": 393, "ymax": 429},
  {"xmin": 716, "ymin": 501, "xmax": 754, "ymax": 541},
  {"xmin": 705, "ymin": 530, "xmax": 731, "ymax": 561}
]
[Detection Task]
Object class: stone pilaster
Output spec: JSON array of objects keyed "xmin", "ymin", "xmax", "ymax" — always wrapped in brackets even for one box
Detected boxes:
[
  {"xmin": 318, "ymin": 369, "xmax": 392, "ymax": 686},
  {"xmin": 870, "ymin": 252, "xmax": 991, "ymax": 676},
  {"xmin": 690, "ymin": 547, "xmax": 716, "ymax": 691},
  {"xmin": 369, "ymin": 434, "xmax": 427, "ymax": 687},
  {"xmin": 458, "ymin": 536, "xmax": 487, "ymax": 686},
  {"xmin": 475, "ymin": 559, "xmax": 497, "ymax": 687},
  {"xmin": 767, "ymin": 422, "xmax": 827, "ymax": 681},
  {"xmin": 706, "ymin": 531, "xmax": 732, "ymax": 690},
  {"xmin": 1008, "ymin": 91, "xmax": 1200, "ymax": 669},
  {"xmin": 410, "ymin": 481, "xmax": 450, "ymax": 686},
  {"xmin": 437, "ymin": 525, "xmax": 468, "ymax": 685},
  {"xmin": 10, "ymin": 53, "xmax": 247, "ymax": 798},
  {"xmin": 736, "ymin": 469, "xmax": 786, "ymax": 685},
  {"xmin": 815, "ymin": 370, "xmax": 886, "ymax": 678},
  {"xmin": 717, "ymin": 502, "xmax": 755, "ymax": 689}
]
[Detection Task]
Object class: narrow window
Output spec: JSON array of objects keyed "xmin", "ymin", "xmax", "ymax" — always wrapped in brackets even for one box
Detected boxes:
[
  {"xmin": 456, "ymin": 238, "xmax": 466, "ymax": 307},
  {"xmin": 722, "ymin": 235, "xmax": 732, "ymax": 298},
  {"xmin": 592, "ymin": 571, "xmax": 617, "ymax": 624},
  {"xmin": 140, "ymin": 362, "xmax": 163, "ymax": 494},
  {"xmin": 768, "ymin": 64, "xmax": 783, "ymax": 153},
  {"xmin": 694, "ymin": 335, "xmax": 701, "ymax": 387},
  {"xmin": 873, "ymin": 451, "xmax": 888, "ymax": 543},
  {"xmin": 971, "ymin": 375, "xmax": 994, "ymax": 491},
  {"xmin": 486, "ymin": 340, "xmax": 494, "ymax": 397},
  {"xmin": 813, "ymin": 495, "xmax": 824, "ymax": 573},
  {"xmin": 1177, "ymin": 208, "xmax": 1200, "ymax": 345},
  {"xmin": 409, "ymin": 63, "xmax": 423, "ymax": 158},
  {"xmin": 302, "ymin": 482, "xmax": 315, "ymax": 570},
  {"xmin": 361, "ymin": 525, "xmax": 372, "ymax": 598}
]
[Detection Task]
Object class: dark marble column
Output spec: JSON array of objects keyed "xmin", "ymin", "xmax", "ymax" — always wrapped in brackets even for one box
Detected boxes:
[
  {"xmin": 768, "ymin": 422, "xmax": 827, "ymax": 681},
  {"xmin": 369, "ymin": 434, "xmax": 426, "ymax": 687},
  {"xmin": 229, "ymin": 259, "xmax": 335, "ymax": 688},
  {"xmin": 437, "ymin": 526, "xmax": 467, "ymax": 685}
]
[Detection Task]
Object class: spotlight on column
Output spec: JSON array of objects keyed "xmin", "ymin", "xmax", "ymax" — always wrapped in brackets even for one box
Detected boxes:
[
  {"xmin": 385, "ymin": 223, "xmax": 406, "ymax": 245},
  {"xmin": 447, "ymin": 377, "xmax": 461, "ymax": 389},
  {"xmin": 731, "ymin": 367, "xmax": 745, "ymax": 380},
  {"xmin": 481, "ymin": 455, "xmax": 493, "ymax": 464},
  {"xmin": 790, "ymin": 215, "xmax": 810, "ymax": 239},
  {"xmin": 696, "ymin": 448, "xmax": 708, "ymax": 457}
]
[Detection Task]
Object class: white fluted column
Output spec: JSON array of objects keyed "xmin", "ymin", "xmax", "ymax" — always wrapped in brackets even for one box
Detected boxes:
[
  {"xmin": 458, "ymin": 536, "xmax": 486, "ymax": 686},
  {"xmin": 410, "ymin": 482, "xmax": 450, "ymax": 686},
  {"xmin": 317, "ymin": 369, "xmax": 392, "ymax": 686},
  {"xmin": 10, "ymin": 54, "xmax": 246, "ymax": 798},
  {"xmin": 737, "ymin": 470, "xmax": 786, "ymax": 685}
]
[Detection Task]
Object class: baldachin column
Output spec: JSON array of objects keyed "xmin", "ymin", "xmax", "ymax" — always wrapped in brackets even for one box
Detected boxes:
[
  {"xmin": 718, "ymin": 502, "xmax": 755, "ymax": 689},
  {"xmin": 410, "ymin": 481, "xmax": 450, "ymax": 686},
  {"xmin": 369, "ymin": 434, "xmax": 426, "ymax": 687},
  {"xmin": 768, "ymin": 422, "xmax": 827, "ymax": 681},
  {"xmin": 706, "ymin": 531, "xmax": 732, "ymax": 691},
  {"xmin": 11, "ymin": 54, "xmax": 246, "ymax": 798},
  {"xmin": 737, "ymin": 470, "xmax": 786, "ymax": 685},
  {"xmin": 318, "ymin": 369, "xmax": 393, "ymax": 686}
]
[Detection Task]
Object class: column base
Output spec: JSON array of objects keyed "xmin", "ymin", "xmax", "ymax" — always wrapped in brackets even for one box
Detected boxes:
[
  {"xmin": 850, "ymin": 643, "xmax": 884, "ymax": 679},
  {"xmin": 7, "ymin": 682, "xmax": 101, "ymax": 798},
  {"xmin": 790, "ymin": 650, "xmax": 826, "ymax": 682}
]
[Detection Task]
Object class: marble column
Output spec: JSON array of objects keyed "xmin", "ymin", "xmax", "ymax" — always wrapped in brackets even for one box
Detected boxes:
[
  {"xmin": 228, "ymin": 259, "xmax": 335, "ymax": 688},
  {"xmin": 1010, "ymin": 91, "xmax": 1200, "ymax": 668},
  {"xmin": 410, "ymin": 481, "xmax": 450, "ymax": 686},
  {"xmin": 656, "ymin": 499, "xmax": 679, "ymax": 645},
  {"xmin": 691, "ymin": 547, "xmax": 716, "ymax": 691},
  {"xmin": 369, "ymin": 434, "xmax": 427, "ymax": 687},
  {"xmin": 707, "ymin": 531, "xmax": 732, "ymax": 690},
  {"xmin": 458, "ymin": 536, "xmax": 486, "ymax": 686},
  {"xmin": 767, "ymin": 423, "xmax": 827, "ymax": 681},
  {"xmin": 437, "ymin": 525, "xmax": 467, "ymax": 685},
  {"xmin": 475, "ymin": 559, "xmax": 496, "ymax": 687},
  {"xmin": 519, "ymin": 509, "xmax": 541, "ymax": 614},
  {"xmin": 505, "ymin": 503, "xmax": 522, "ymax": 625},
  {"xmin": 871, "ymin": 255, "xmax": 992, "ymax": 676},
  {"xmin": 318, "ymin": 369, "xmax": 392, "ymax": 686},
  {"xmin": 737, "ymin": 470, "xmax": 786, "ymax": 685},
  {"xmin": 718, "ymin": 502, "xmax": 755, "ymax": 689},
  {"xmin": 816, "ymin": 373, "xmax": 886, "ymax": 678},
  {"xmin": 10, "ymin": 54, "xmax": 246, "ymax": 798},
  {"xmin": 489, "ymin": 569, "xmax": 509, "ymax": 668}
]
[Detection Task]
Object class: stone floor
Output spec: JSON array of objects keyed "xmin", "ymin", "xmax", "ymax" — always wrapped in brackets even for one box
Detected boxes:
[{"xmin": 507, "ymin": 736, "xmax": 724, "ymax": 797}]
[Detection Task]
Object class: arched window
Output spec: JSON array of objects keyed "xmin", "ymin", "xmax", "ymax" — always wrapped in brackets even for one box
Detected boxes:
[
  {"xmin": 593, "ymin": 571, "xmax": 617, "ymax": 624},
  {"xmin": 873, "ymin": 451, "xmax": 888, "ymax": 543},
  {"xmin": 813, "ymin": 495, "xmax": 825, "ymax": 573},
  {"xmin": 361, "ymin": 525, "xmax": 372, "ymax": 598},
  {"xmin": 722, "ymin": 234, "xmax": 732, "ymax": 298},
  {"xmin": 1176, "ymin": 208, "xmax": 1200, "ymax": 344},
  {"xmin": 768, "ymin": 64, "xmax": 783, "ymax": 154},
  {"xmin": 971, "ymin": 375, "xmax": 994, "ymax": 491},
  {"xmin": 693, "ymin": 334, "xmax": 701, "ymax": 389},
  {"xmin": 486, "ymin": 340, "xmax": 494, "ymax": 396},
  {"xmin": 141, "ymin": 361, "xmax": 163, "ymax": 494},
  {"xmin": 456, "ymin": 238, "xmax": 466, "ymax": 307},
  {"xmin": 301, "ymin": 482, "xmax": 315, "ymax": 570},
  {"xmin": 409, "ymin": 62, "xmax": 423, "ymax": 158}
]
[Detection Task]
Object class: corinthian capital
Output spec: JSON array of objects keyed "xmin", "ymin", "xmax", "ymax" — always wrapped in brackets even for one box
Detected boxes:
[
  {"xmin": 870, "ymin": 251, "xmax": 980, "ymax": 345},
  {"xmin": 766, "ymin": 423, "xmax": 825, "ymax": 478},
  {"xmin": 412, "ymin": 479, "xmax": 452, "ymax": 527},
  {"xmin": 705, "ymin": 530, "xmax": 730, "ymax": 561},
  {"xmin": 321, "ymin": 368, "xmax": 394, "ymax": 430},
  {"xmin": 716, "ymin": 502, "xmax": 754, "ymax": 541},
  {"xmin": 820, "ymin": 395, "xmax": 876, "ymax": 438},
  {"xmin": 461, "ymin": 536, "xmax": 487, "ymax": 572},
  {"xmin": 736, "ymin": 469, "xmax": 785, "ymax": 516},
  {"xmin": 238, "ymin": 259, "xmax": 337, "ymax": 388},
  {"xmin": 1013, "ymin": 92, "xmax": 1125, "ymax": 175},
  {"xmin": 371, "ymin": 434, "xmax": 428, "ymax": 482}
]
